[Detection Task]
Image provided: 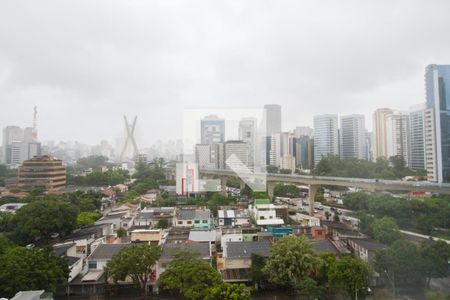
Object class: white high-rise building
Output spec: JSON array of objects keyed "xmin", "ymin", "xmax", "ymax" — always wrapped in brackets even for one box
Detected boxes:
[
  {"xmin": 423, "ymin": 108, "xmax": 438, "ymax": 181},
  {"xmin": 386, "ymin": 113, "xmax": 410, "ymax": 166},
  {"xmin": 340, "ymin": 114, "xmax": 366, "ymax": 160},
  {"xmin": 409, "ymin": 106, "xmax": 426, "ymax": 170},
  {"xmin": 313, "ymin": 114, "xmax": 339, "ymax": 166},
  {"xmin": 269, "ymin": 132, "xmax": 295, "ymax": 169},
  {"xmin": 2, "ymin": 126, "xmax": 41, "ymax": 165},
  {"xmin": 372, "ymin": 108, "xmax": 393, "ymax": 160}
]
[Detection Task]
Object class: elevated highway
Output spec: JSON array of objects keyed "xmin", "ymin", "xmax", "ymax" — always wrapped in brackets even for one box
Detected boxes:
[{"xmin": 199, "ymin": 169, "xmax": 450, "ymax": 214}]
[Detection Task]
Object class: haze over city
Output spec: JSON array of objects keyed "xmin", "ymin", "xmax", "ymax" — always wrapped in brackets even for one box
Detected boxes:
[{"xmin": 2, "ymin": 0, "xmax": 450, "ymax": 146}]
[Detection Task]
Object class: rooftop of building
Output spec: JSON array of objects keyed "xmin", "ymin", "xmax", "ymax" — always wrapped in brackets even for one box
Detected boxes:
[
  {"xmin": 88, "ymin": 243, "xmax": 130, "ymax": 260},
  {"xmin": 225, "ymin": 241, "xmax": 272, "ymax": 258},
  {"xmin": 348, "ymin": 238, "xmax": 387, "ymax": 251}
]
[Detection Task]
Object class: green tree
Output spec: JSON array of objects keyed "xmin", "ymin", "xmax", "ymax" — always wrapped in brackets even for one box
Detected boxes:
[
  {"xmin": 158, "ymin": 256, "xmax": 222, "ymax": 300},
  {"xmin": 249, "ymin": 253, "xmax": 268, "ymax": 288},
  {"xmin": 274, "ymin": 183, "xmax": 300, "ymax": 198},
  {"xmin": 371, "ymin": 217, "xmax": 402, "ymax": 245},
  {"xmin": 0, "ymin": 211, "xmax": 14, "ymax": 232},
  {"xmin": 263, "ymin": 236, "xmax": 322, "ymax": 294},
  {"xmin": 205, "ymin": 283, "xmax": 250, "ymax": 300},
  {"xmin": 420, "ymin": 240, "xmax": 450, "ymax": 287},
  {"xmin": 12, "ymin": 199, "xmax": 79, "ymax": 244},
  {"xmin": 329, "ymin": 256, "xmax": 371, "ymax": 300},
  {"xmin": 374, "ymin": 240, "xmax": 424, "ymax": 285},
  {"xmin": 156, "ymin": 219, "xmax": 169, "ymax": 229},
  {"xmin": 0, "ymin": 234, "xmax": 13, "ymax": 255},
  {"xmin": 105, "ymin": 244, "xmax": 161, "ymax": 292},
  {"xmin": 77, "ymin": 212, "xmax": 101, "ymax": 227},
  {"xmin": 116, "ymin": 227, "xmax": 127, "ymax": 238},
  {"xmin": 0, "ymin": 246, "xmax": 69, "ymax": 298}
]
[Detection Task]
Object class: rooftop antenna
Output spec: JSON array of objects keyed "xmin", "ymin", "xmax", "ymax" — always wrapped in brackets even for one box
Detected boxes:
[
  {"xmin": 119, "ymin": 115, "xmax": 139, "ymax": 161},
  {"xmin": 32, "ymin": 106, "xmax": 38, "ymax": 141}
]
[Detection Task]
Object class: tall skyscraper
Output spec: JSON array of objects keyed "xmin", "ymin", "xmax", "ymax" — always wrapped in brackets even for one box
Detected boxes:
[
  {"xmin": 340, "ymin": 114, "xmax": 366, "ymax": 160},
  {"xmin": 294, "ymin": 135, "xmax": 313, "ymax": 169},
  {"xmin": 313, "ymin": 114, "xmax": 339, "ymax": 166},
  {"xmin": 425, "ymin": 64, "xmax": 450, "ymax": 183},
  {"xmin": 424, "ymin": 108, "xmax": 438, "ymax": 181},
  {"xmin": 1, "ymin": 126, "xmax": 41, "ymax": 166},
  {"xmin": 200, "ymin": 115, "xmax": 225, "ymax": 145},
  {"xmin": 409, "ymin": 106, "xmax": 426, "ymax": 170},
  {"xmin": 264, "ymin": 104, "xmax": 282, "ymax": 136},
  {"xmin": 372, "ymin": 108, "xmax": 393, "ymax": 160},
  {"xmin": 386, "ymin": 113, "xmax": 410, "ymax": 166}
]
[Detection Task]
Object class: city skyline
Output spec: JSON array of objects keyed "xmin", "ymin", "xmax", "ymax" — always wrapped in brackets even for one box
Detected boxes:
[{"xmin": 2, "ymin": 1, "xmax": 450, "ymax": 145}]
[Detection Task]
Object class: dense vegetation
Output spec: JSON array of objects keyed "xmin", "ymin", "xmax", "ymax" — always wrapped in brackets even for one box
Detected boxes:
[
  {"xmin": 0, "ymin": 242, "xmax": 69, "ymax": 298},
  {"xmin": 314, "ymin": 155, "xmax": 426, "ymax": 179},
  {"xmin": 158, "ymin": 249, "xmax": 250, "ymax": 300},
  {"xmin": 344, "ymin": 192, "xmax": 450, "ymax": 237}
]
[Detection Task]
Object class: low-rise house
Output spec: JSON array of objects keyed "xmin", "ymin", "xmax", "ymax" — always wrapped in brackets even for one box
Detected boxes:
[
  {"xmin": 291, "ymin": 213, "xmax": 321, "ymax": 227},
  {"xmin": 155, "ymin": 242, "xmax": 212, "ymax": 285},
  {"xmin": 188, "ymin": 229, "xmax": 218, "ymax": 243},
  {"xmin": 218, "ymin": 209, "xmax": 251, "ymax": 227},
  {"xmin": 266, "ymin": 226, "xmax": 293, "ymax": 239},
  {"xmin": 130, "ymin": 229, "xmax": 162, "ymax": 245},
  {"xmin": 218, "ymin": 241, "xmax": 272, "ymax": 282},
  {"xmin": 311, "ymin": 239, "xmax": 339, "ymax": 255},
  {"xmin": 173, "ymin": 208, "xmax": 213, "ymax": 229},
  {"xmin": 133, "ymin": 207, "xmax": 175, "ymax": 227},
  {"xmin": 250, "ymin": 199, "xmax": 285, "ymax": 226},
  {"xmin": 53, "ymin": 242, "xmax": 84, "ymax": 284},
  {"xmin": 63, "ymin": 224, "xmax": 114, "ymax": 257},
  {"xmin": 113, "ymin": 184, "xmax": 128, "ymax": 193},
  {"xmin": 311, "ymin": 226, "xmax": 326, "ymax": 240},
  {"xmin": 11, "ymin": 290, "xmax": 53, "ymax": 300},
  {"xmin": 165, "ymin": 227, "xmax": 190, "ymax": 244},
  {"xmin": 347, "ymin": 238, "xmax": 387, "ymax": 263}
]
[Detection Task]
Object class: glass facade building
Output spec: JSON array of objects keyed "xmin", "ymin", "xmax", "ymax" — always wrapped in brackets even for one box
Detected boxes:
[{"xmin": 425, "ymin": 64, "xmax": 450, "ymax": 182}]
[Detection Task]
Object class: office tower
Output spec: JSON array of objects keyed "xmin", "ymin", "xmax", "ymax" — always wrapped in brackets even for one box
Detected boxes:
[
  {"xmin": 340, "ymin": 114, "xmax": 366, "ymax": 160},
  {"xmin": 18, "ymin": 155, "xmax": 66, "ymax": 190},
  {"xmin": 372, "ymin": 108, "xmax": 393, "ymax": 160},
  {"xmin": 295, "ymin": 136, "xmax": 312, "ymax": 170},
  {"xmin": 223, "ymin": 141, "xmax": 250, "ymax": 171},
  {"xmin": 200, "ymin": 115, "xmax": 225, "ymax": 144},
  {"xmin": 294, "ymin": 126, "xmax": 313, "ymax": 138},
  {"xmin": 386, "ymin": 113, "xmax": 410, "ymax": 166},
  {"xmin": 409, "ymin": 106, "xmax": 426, "ymax": 170},
  {"xmin": 264, "ymin": 104, "xmax": 282, "ymax": 136},
  {"xmin": 425, "ymin": 64, "xmax": 450, "ymax": 182},
  {"xmin": 239, "ymin": 118, "xmax": 256, "ymax": 167},
  {"xmin": 313, "ymin": 114, "xmax": 339, "ymax": 166}
]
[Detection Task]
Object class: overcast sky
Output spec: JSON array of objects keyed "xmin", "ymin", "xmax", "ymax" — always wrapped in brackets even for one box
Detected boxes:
[{"xmin": 1, "ymin": 0, "xmax": 450, "ymax": 147}]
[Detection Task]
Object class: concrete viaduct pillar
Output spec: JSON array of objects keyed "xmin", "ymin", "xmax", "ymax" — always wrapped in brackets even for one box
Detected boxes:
[
  {"xmin": 267, "ymin": 181, "xmax": 276, "ymax": 200},
  {"xmin": 308, "ymin": 184, "xmax": 319, "ymax": 215},
  {"xmin": 239, "ymin": 179, "xmax": 246, "ymax": 192},
  {"xmin": 220, "ymin": 176, "xmax": 228, "ymax": 197}
]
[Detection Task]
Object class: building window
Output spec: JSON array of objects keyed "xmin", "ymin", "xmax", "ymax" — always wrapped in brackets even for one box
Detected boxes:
[
  {"xmin": 202, "ymin": 220, "xmax": 208, "ymax": 223},
  {"xmin": 194, "ymin": 220, "xmax": 200, "ymax": 224},
  {"xmin": 187, "ymin": 221, "xmax": 192, "ymax": 225},
  {"xmin": 88, "ymin": 261, "xmax": 97, "ymax": 269},
  {"xmin": 177, "ymin": 221, "xmax": 182, "ymax": 225}
]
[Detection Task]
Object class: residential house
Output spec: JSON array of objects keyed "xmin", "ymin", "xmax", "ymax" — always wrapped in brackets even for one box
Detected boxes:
[
  {"xmin": 173, "ymin": 208, "xmax": 213, "ymax": 229},
  {"xmin": 250, "ymin": 199, "xmax": 285, "ymax": 226},
  {"xmin": 130, "ymin": 229, "xmax": 162, "ymax": 245},
  {"xmin": 218, "ymin": 241, "xmax": 272, "ymax": 282},
  {"xmin": 218, "ymin": 209, "xmax": 251, "ymax": 227},
  {"xmin": 347, "ymin": 238, "xmax": 387, "ymax": 263}
]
